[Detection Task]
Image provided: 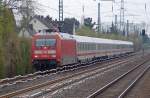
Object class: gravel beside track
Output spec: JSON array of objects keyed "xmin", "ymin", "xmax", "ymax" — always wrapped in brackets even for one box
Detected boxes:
[
  {"xmin": 20, "ymin": 54, "xmax": 150, "ymax": 98},
  {"xmin": 88, "ymin": 59, "xmax": 150, "ymax": 98},
  {"xmin": 124, "ymin": 66, "xmax": 150, "ymax": 98},
  {"xmin": 42, "ymin": 56, "xmax": 149, "ymax": 98},
  {"xmin": 0, "ymin": 54, "xmax": 137, "ymax": 96},
  {"xmin": 0, "ymin": 53, "xmax": 147, "ymax": 98},
  {"xmin": 0, "ymin": 53, "xmax": 139, "ymax": 86}
]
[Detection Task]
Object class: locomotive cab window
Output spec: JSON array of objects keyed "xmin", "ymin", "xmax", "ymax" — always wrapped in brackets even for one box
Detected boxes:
[{"xmin": 35, "ymin": 39, "xmax": 56, "ymax": 47}]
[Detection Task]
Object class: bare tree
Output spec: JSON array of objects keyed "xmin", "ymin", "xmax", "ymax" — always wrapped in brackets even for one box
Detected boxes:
[{"xmin": 2, "ymin": 0, "xmax": 39, "ymax": 33}]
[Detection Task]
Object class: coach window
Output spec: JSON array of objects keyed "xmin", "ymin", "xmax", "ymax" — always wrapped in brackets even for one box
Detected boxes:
[
  {"xmin": 81, "ymin": 43, "xmax": 83, "ymax": 51},
  {"xmin": 87, "ymin": 44, "xmax": 88, "ymax": 50},
  {"xmin": 78, "ymin": 43, "xmax": 80, "ymax": 51},
  {"xmin": 130, "ymin": 45, "xmax": 131, "ymax": 48},
  {"xmin": 80, "ymin": 43, "xmax": 82, "ymax": 51},
  {"xmin": 91, "ymin": 44, "xmax": 93, "ymax": 50},
  {"xmin": 92, "ymin": 44, "xmax": 94, "ymax": 50},
  {"xmin": 108, "ymin": 44, "xmax": 111, "ymax": 50},
  {"xmin": 82, "ymin": 43, "xmax": 84, "ymax": 51},
  {"xmin": 89, "ymin": 44, "xmax": 91, "ymax": 50},
  {"xmin": 98, "ymin": 44, "xmax": 100, "ymax": 50},
  {"xmin": 85, "ymin": 43, "xmax": 87, "ymax": 51},
  {"xmin": 106, "ymin": 44, "xmax": 111, "ymax": 50},
  {"xmin": 116, "ymin": 45, "xmax": 118, "ymax": 49},
  {"xmin": 87, "ymin": 43, "xmax": 89, "ymax": 51},
  {"xmin": 94, "ymin": 44, "xmax": 96, "ymax": 50},
  {"xmin": 128, "ymin": 45, "xmax": 130, "ymax": 48},
  {"xmin": 100, "ymin": 44, "xmax": 102, "ymax": 50},
  {"xmin": 78, "ymin": 43, "xmax": 79, "ymax": 51},
  {"xmin": 83, "ymin": 43, "xmax": 85, "ymax": 51},
  {"xmin": 79, "ymin": 43, "xmax": 81, "ymax": 51},
  {"xmin": 93, "ymin": 44, "xmax": 94, "ymax": 50},
  {"xmin": 103, "ymin": 44, "xmax": 105, "ymax": 50},
  {"xmin": 90, "ymin": 43, "xmax": 92, "ymax": 50},
  {"xmin": 84, "ymin": 43, "xmax": 87, "ymax": 51},
  {"xmin": 100, "ymin": 44, "xmax": 103, "ymax": 50},
  {"xmin": 84, "ymin": 43, "xmax": 86, "ymax": 51}
]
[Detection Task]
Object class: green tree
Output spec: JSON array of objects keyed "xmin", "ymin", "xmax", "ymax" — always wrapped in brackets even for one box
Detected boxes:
[
  {"xmin": 0, "ymin": 2, "xmax": 33, "ymax": 78},
  {"xmin": 0, "ymin": 0, "xmax": 4, "ymax": 78},
  {"xmin": 0, "ymin": 8, "xmax": 20, "ymax": 77},
  {"xmin": 84, "ymin": 17, "xmax": 95, "ymax": 29},
  {"xmin": 62, "ymin": 18, "xmax": 80, "ymax": 34}
]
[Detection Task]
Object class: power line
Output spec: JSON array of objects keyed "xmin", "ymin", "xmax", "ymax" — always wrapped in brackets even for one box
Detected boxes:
[{"xmin": 36, "ymin": 2, "xmax": 81, "ymax": 18}]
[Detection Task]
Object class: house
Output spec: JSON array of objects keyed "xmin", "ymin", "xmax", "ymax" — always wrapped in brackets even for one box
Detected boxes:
[{"xmin": 19, "ymin": 15, "xmax": 59, "ymax": 38}]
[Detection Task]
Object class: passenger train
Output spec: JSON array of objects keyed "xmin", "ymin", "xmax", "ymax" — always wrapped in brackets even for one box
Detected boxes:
[{"xmin": 31, "ymin": 31, "xmax": 134, "ymax": 69}]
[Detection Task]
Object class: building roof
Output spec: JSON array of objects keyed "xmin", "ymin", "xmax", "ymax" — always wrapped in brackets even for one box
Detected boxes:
[
  {"xmin": 33, "ymin": 15, "xmax": 58, "ymax": 29},
  {"xmin": 26, "ymin": 26, "xmax": 36, "ymax": 36}
]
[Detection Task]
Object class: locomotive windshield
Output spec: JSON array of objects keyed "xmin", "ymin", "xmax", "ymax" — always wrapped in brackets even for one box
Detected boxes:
[{"xmin": 35, "ymin": 39, "xmax": 56, "ymax": 47}]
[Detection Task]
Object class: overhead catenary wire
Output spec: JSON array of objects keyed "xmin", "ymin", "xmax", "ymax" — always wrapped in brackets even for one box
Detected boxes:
[
  {"xmin": 35, "ymin": 0, "xmax": 150, "ymax": 25},
  {"xmin": 36, "ymin": 2, "xmax": 81, "ymax": 18}
]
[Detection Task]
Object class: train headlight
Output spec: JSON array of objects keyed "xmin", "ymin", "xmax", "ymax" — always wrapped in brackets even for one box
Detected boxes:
[
  {"xmin": 34, "ymin": 50, "xmax": 42, "ymax": 54},
  {"xmin": 34, "ymin": 55, "xmax": 38, "ymax": 58},
  {"xmin": 48, "ymin": 50, "xmax": 56, "ymax": 54},
  {"xmin": 51, "ymin": 55, "xmax": 56, "ymax": 58}
]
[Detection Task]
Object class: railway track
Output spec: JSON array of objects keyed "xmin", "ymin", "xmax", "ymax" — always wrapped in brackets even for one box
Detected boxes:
[
  {"xmin": 87, "ymin": 58, "xmax": 150, "ymax": 98},
  {"xmin": 0, "ymin": 54, "xmax": 133, "ymax": 86},
  {"xmin": 39, "ymin": 54, "xmax": 150, "ymax": 98},
  {"xmin": 0, "ymin": 52, "xmax": 145, "ymax": 98},
  {"xmin": 0, "ymin": 53, "xmax": 138, "ymax": 86},
  {"xmin": 6, "ymin": 53, "xmax": 148, "ymax": 98}
]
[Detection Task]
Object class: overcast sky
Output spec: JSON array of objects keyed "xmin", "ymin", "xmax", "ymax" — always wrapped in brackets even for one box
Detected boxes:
[{"xmin": 36, "ymin": 0, "xmax": 150, "ymax": 25}]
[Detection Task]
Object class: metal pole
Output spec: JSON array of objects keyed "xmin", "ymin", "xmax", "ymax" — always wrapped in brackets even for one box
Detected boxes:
[
  {"xmin": 126, "ymin": 20, "xmax": 129, "ymax": 37},
  {"xmin": 58, "ymin": 0, "xmax": 63, "ymax": 32},
  {"xmin": 115, "ymin": 15, "xmax": 117, "ymax": 30},
  {"xmin": 59, "ymin": 0, "xmax": 63, "ymax": 21},
  {"xmin": 98, "ymin": 2, "xmax": 101, "ymax": 33},
  {"xmin": 120, "ymin": 0, "xmax": 125, "ymax": 35}
]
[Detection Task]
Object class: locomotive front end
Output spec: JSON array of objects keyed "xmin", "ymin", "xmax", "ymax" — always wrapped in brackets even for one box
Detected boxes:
[{"xmin": 32, "ymin": 34, "xmax": 59, "ymax": 70}]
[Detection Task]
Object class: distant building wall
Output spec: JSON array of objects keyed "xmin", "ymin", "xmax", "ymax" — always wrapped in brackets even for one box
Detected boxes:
[
  {"xmin": 19, "ymin": 28, "xmax": 32, "ymax": 38},
  {"xmin": 30, "ymin": 18, "xmax": 49, "ymax": 33}
]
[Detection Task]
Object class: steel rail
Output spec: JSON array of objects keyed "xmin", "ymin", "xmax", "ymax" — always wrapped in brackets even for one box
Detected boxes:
[
  {"xmin": 0, "ymin": 54, "xmax": 138, "ymax": 98},
  {"xmin": 0, "ymin": 54, "xmax": 134, "ymax": 86},
  {"xmin": 26, "ymin": 57, "xmax": 139, "ymax": 98},
  {"xmin": 13, "ymin": 56, "xmax": 148, "ymax": 98},
  {"xmin": 118, "ymin": 65, "xmax": 150, "ymax": 98},
  {"xmin": 0, "ymin": 57, "xmax": 120, "ymax": 84},
  {"xmin": 86, "ymin": 59, "xmax": 148, "ymax": 98}
]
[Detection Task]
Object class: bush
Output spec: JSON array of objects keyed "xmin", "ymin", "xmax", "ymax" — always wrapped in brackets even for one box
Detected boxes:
[
  {"xmin": 17, "ymin": 38, "xmax": 32, "ymax": 75},
  {"xmin": 0, "ymin": 8, "xmax": 32, "ymax": 78}
]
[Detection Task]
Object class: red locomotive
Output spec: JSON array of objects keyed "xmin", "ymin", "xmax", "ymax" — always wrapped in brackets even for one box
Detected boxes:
[{"xmin": 32, "ymin": 30, "xmax": 133, "ymax": 70}]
